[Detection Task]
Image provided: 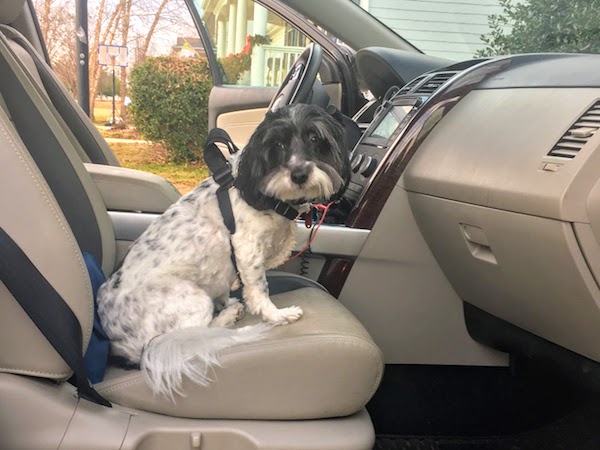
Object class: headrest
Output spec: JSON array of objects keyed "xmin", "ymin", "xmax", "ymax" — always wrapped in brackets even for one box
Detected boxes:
[{"xmin": 0, "ymin": 0, "xmax": 26, "ymax": 25}]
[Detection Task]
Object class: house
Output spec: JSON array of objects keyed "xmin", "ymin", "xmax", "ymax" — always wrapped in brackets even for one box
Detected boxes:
[
  {"xmin": 358, "ymin": 0, "xmax": 504, "ymax": 60},
  {"xmin": 171, "ymin": 37, "xmax": 207, "ymax": 58},
  {"xmin": 202, "ymin": 0, "xmax": 307, "ymax": 86}
]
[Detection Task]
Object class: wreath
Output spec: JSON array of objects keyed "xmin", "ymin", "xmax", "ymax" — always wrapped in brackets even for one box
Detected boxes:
[{"xmin": 219, "ymin": 34, "xmax": 271, "ymax": 84}]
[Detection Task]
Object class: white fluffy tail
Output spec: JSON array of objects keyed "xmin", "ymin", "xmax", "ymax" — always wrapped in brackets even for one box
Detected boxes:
[{"xmin": 140, "ymin": 324, "xmax": 271, "ymax": 399}]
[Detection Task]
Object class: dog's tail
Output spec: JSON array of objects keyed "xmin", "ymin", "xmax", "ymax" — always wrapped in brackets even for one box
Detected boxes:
[{"xmin": 140, "ymin": 323, "xmax": 272, "ymax": 398}]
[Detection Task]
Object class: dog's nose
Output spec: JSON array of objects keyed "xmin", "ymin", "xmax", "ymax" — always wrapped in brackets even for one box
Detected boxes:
[{"xmin": 291, "ymin": 167, "xmax": 309, "ymax": 185}]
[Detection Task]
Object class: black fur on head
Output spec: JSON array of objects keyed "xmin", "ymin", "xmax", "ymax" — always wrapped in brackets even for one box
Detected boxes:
[{"xmin": 235, "ymin": 104, "xmax": 351, "ymax": 211}]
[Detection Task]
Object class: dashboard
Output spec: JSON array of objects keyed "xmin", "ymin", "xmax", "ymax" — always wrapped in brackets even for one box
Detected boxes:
[{"xmin": 330, "ymin": 47, "xmax": 600, "ymax": 376}]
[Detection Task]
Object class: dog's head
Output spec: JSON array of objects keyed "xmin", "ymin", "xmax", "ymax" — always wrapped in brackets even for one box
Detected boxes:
[{"xmin": 235, "ymin": 104, "xmax": 351, "ymax": 210}]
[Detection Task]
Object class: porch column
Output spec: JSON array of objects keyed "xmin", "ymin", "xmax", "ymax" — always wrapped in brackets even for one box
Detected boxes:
[
  {"xmin": 250, "ymin": 3, "xmax": 268, "ymax": 86},
  {"xmin": 226, "ymin": 2, "xmax": 237, "ymax": 56},
  {"xmin": 217, "ymin": 18, "xmax": 226, "ymax": 57},
  {"xmin": 234, "ymin": 0, "xmax": 247, "ymax": 54}
]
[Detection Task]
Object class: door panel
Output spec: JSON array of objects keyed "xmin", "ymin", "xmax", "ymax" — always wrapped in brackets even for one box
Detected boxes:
[
  {"xmin": 216, "ymin": 106, "xmax": 269, "ymax": 148},
  {"xmin": 208, "ymin": 85, "xmax": 276, "ymax": 129}
]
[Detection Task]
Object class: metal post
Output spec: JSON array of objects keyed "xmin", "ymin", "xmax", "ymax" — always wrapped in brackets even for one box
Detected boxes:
[
  {"xmin": 112, "ymin": 64, "xmax": 116, "ymax": 126},
  {"xmin": 76, "ymin": 0, "xmax": 89, "ymax": 116}
]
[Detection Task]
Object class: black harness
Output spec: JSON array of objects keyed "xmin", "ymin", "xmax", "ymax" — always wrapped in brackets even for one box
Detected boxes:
[{"xmin": 203, "ymin": 129, "xmax": 300, "ymax": 276}]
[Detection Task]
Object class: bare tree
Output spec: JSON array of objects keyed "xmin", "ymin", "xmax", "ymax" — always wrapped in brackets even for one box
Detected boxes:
[
  {"xmin": 33, "ymin": 0, "xmax": 199, "ymax": 122},
  {"xmin": 136, "ymin": 0, "xmax": 169, "ymax": 61},
  {"xmin": 118, "ymin": 0, "xmax": 132, "ymax": 118},
  {"xmin": 39, "ymin": 0, "xmax": 52, "ymax": 41},
  {"xmin": 33, "ymin": 0, "xmax": 77, "ymax": 95}
]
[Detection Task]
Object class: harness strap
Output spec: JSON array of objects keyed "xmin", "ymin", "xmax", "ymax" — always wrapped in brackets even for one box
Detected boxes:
[
  {"xmin": 204, "ymin": 129, "xmax": 240, "ymax": 273},
  {"xmin": 0, "ymin": 227, "xmax": 111, "ymax": 407}
]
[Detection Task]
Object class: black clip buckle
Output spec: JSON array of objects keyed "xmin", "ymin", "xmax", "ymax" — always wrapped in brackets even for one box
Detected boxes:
[
  {"xmin": 273, "ymin": 201, "xmax": 300, "ymax": 220},
  {"xmin": 213, "ymin": 164, "xmax": 234, "ymax": 188}
]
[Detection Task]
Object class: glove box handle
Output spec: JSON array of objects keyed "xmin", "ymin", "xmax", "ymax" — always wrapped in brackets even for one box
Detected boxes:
[{"xmin": 460, "ymin": 223, "xmax": 497, "ymax": 265}]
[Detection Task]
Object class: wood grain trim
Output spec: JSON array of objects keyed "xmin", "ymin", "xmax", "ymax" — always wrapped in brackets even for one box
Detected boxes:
[{"xmin": 348, "ymin": 58, "xmax": 512, "ymax": 230}]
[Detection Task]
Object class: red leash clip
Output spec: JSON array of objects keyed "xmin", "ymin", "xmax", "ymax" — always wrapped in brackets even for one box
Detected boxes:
[
  {"xmin": 304, "ymin": 207, "xmax": 313, "ymax": 228},
  {"xmin": 285, "ymin": 202, "xmax": 334, "ymax": 265}
]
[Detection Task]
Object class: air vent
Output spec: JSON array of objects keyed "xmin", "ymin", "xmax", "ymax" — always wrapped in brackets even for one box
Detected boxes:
[
  {"xmin": 414, "ymin": 72, "xmax": 458, "ymax": 95},
  {"xmin": 548, "ymin": 101, "xmax": 600, "ymax": 159},
  {"xmin": 398, "ymin": 75, "xmax": 427, "ymax": 95}
]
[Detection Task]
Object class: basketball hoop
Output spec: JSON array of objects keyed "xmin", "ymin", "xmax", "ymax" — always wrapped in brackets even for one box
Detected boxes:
[
  {"xmin": 98, "ymin": 44, "xmax": 128, "ymax": 127},
  {"xmin": 98, "ymin": 44, "xmax": 128, "ymax": 68}
]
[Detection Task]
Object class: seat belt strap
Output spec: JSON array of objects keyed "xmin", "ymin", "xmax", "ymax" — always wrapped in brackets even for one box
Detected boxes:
[{"xmin": 0, "ymin": 227, "xmax": 111, "ymax": 407}]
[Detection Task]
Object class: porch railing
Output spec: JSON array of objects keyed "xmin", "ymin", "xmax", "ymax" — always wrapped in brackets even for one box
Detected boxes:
[{"xmin": 262, "ymin": 45, "xmax": 305, "ymax": 87}]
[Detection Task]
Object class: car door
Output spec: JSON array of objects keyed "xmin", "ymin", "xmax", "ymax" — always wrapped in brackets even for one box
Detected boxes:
[{"xmin": 186, "ymin": 0, "xmax": 360, "ymax": 148}]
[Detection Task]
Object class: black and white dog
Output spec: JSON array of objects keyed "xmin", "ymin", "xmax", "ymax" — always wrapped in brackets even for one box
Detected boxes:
[{"xmin": 97, "ymin": 104, "xmax": 351, "ymax": 397}]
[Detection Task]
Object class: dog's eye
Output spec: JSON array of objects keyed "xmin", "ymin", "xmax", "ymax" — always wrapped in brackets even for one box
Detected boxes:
[
  {"xmin": 310, "ymin": 135, "xmax": 319, "ymax": 144},
  {"xmin": 276, "ymin": 142, "xmax": 285, "ymax": 150}
]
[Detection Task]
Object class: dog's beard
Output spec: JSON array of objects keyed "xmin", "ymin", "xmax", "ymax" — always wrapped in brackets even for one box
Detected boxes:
[{"xmin": 260, "ymin": 164, "xmax": 342, "ymax": 204}]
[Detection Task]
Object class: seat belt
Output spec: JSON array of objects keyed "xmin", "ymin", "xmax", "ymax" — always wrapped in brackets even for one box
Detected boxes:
[{"xmin": 0, "ymin": 227, "xmax": 111, "ymax": 407}]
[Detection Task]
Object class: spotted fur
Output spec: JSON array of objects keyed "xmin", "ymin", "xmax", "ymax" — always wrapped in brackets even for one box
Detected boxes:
[{"xmin": 97, "ymin": 104, "xmax": 351, "ymax": 397}]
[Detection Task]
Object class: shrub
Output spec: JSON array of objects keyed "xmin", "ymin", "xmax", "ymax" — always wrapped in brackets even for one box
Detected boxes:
[
  {"xmin": 478, "ymin": 0, "xmax": 600, "ymax": 57},
  {"xmin": 129, "ymin": 56, "xmax": 212, "ymax": 163}
]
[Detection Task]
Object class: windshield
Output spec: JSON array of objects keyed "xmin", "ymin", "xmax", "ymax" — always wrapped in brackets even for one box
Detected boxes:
[{"xmin": 354, "ymin": 0, "xmax": 600, "ymax": 60}]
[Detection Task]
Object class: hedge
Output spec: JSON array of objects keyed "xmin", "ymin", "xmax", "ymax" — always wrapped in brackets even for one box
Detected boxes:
[{"xmin": 129, "ymin": 56, "xmax": 213, "ymax": 163}]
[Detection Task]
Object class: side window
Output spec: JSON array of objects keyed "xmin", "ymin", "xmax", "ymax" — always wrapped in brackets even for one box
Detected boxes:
[{"xmin": 201, "ymin": 1, "xmax": 310, "ymax": 87}]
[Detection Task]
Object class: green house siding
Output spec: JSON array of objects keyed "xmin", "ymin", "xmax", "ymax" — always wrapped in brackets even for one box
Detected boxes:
[{"xmin": 368, "ymin": 0, "xmax": 504, "ymax": 60}]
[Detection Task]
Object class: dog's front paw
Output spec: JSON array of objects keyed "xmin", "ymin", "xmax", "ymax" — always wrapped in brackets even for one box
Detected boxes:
[
  {"xmin": 211, "ymin": 301, "xmax": 246, "ymax": 327},
  {"xmin": 265, "ymin": 306, "xmax": 304, "ymax": 325},
  {"xmin": 231, "ymin": 301, "xmax": 246, "ymax": 322}
]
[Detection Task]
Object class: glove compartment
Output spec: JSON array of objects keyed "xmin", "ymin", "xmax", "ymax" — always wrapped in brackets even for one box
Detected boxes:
[
  {"xmin": 402, "ymin": 86, "xmax": 600, "ymax": 362},
  {"xmin": 407, "ymin": 192, "xmax": 600, "ymax": 362}
]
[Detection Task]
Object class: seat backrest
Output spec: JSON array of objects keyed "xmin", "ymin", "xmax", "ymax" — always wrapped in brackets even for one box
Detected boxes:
[
  {"xmin": 0, "ymin": 0, "xmax": 120, "ymax": 166},
  {"xmin": 0, "ymin": 31, "xmax": 116, "ymax": 380}
]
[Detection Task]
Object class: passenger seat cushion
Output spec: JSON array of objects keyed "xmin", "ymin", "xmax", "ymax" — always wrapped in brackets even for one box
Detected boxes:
[{"xmin": 95, "ymin": 288, "xmax": 384, "ymax": 420}]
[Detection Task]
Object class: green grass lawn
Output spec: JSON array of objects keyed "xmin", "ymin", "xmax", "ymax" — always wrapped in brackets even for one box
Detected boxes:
[
  {"xmin": 108, "ymin": 142, "xmax": 209, "ymax": 194},
  {"xmin": 94, "ymin": 99, "xmax": 115, "ymax": 125}
]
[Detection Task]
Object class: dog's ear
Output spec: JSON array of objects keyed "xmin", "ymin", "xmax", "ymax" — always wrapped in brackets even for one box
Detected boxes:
[
  {"xmin": 326, "ymin": 104, "xmax": 362, "ymax": 157},
  {"xmin": 234, "ymin": 118, "xmax": 275, "ymax": 211},
  {"xmin": 314, "ymin": 108, "xmax": 352, "ymax": 201}
]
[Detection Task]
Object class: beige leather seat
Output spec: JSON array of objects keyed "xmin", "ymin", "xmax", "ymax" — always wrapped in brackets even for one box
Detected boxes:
[{"xmin": 0, "ymin": 3, "xmax": 383, "ymax": 448}]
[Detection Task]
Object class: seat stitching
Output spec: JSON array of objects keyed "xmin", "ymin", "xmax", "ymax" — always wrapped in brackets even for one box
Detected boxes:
[
  {"xmin": 0, "ymin": 366, "xmax": 70, "ymax": 378},
  {"xmin": 0, "ymin": 113, "xmax": 93, "ymax": 368}
]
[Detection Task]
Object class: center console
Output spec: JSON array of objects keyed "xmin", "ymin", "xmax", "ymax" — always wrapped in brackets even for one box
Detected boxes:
[{"xmin": 344, "ymin": 95, "xmax": 425, "ymax": 205}]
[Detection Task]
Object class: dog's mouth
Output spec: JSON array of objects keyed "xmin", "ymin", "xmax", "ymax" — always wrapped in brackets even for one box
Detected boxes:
[{"xmin": 261, "ymin": 166, "xmax": 338, "ymax": 205}]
